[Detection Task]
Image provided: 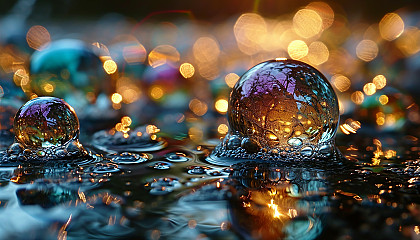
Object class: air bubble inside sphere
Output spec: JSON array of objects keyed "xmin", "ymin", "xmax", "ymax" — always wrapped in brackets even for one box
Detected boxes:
[
  {"xmin": 14, "ymin": 97, "xmax": 79, "ymax": 149},
  {"xmin": 208, "ymin": 59, "xmax": 339, "ymax": 165}
]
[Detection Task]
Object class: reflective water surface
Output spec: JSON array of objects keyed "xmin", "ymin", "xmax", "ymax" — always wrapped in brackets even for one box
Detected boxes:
[{"xmin": 0, "ymin": 133, "xmax": 418, "ymax": 240}]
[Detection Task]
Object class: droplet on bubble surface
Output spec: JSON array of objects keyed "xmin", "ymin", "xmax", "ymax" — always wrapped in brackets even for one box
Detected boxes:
[
  {"xmin": 14, "ymin": 97, "xmax": 79, "ymax": 149},
  {"xmin": 207, "ymin": 59, "xmax": 339, "ymax": 165}
]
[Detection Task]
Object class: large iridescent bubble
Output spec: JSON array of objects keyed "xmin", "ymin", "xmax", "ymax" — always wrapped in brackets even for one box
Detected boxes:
[{"xmin": 207, "ymin": 59, "xmax": 339, "ymax": 165}]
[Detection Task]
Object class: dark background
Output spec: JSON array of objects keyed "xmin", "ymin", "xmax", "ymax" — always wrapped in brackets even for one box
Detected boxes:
[{"xmin": 1, "ymin": 0, "xmax": 419, "ymax": 22}]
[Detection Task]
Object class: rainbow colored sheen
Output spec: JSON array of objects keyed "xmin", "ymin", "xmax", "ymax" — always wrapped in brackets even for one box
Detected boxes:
[
  {"xmin": 228, "ymin": 59, "xmax": 339, "ymax": 149},
  {"xmin": 14, "ymin": 97, "xmax": 79, "ymax": 149}
]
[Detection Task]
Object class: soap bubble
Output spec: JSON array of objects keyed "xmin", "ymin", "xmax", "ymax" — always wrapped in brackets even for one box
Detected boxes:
[
  {"xmin": 14, "ymin": 96, "xmax": 79, "ymax": 149},
  {"xmin": 29, "ymin": 39, "xmax": 108, "ymax": 111},
  {"xmin": 208, "ymin": 59, "xmax": 339, "ymax": 165}
]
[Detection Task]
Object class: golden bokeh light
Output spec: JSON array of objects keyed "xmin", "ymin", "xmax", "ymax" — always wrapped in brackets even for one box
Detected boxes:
[
  {"xmin": 121, "ymin": 116, "xmax": 132, "ymax": 127},
  {"xmin": 13, "ymin": 68, "xmax": 29, "ymax": 86},
  {"xmin": 215, "ymin": 99, "xmax": 229, "ymax": 114},
  {"xmin": 234, "ymin": 13, "xmax": 267, "ymax": 55},
  {"xmin": 193, "ymin": 37, "xmax": 220, "ymax": 63},
  {"xmin": 120, "ymin": 88, "xmax": 140, "ymax": 104},
  {"xmin": 331, "ymin": 74, "xmax": 351, "ymax": 92},
  {"xmin": 179, "ymin": 63, "xmax": 195, "ymax": 78},
  {"xmin": 26, "ymin": 25, "xmax": 51, "ymax": 51},
  {"xmin": 372, "ymin": 74, "xmax": 386, "ymax": 89},
  {"xmin": 351, "ymin": 91, "xmax": 364, "ymax": 105},
  {"xmin": 217, "ymin": 124, "xmax": 229, "ymax": 135},
  {"xmin": 103, "ymin": 60, "xmax": 118, "ymax": 74},
  {"xmin": 150, "ymin": 85, "xmax": 164, "ymax": 100},
  {"xmin": 111, "ymin": 93, "xmax": 123, "ymax": 104},
  {"xmin": 123, "ymin": 44, "xmax": 147, "ymax": 64},
  {"xmin": 293, "ymin": 9, "xmax": 323, "ymax": 38},
  {"xmin": 356, "ymin": 40, "xmax": 378, "ymax": 62},
  {"xmin": 340, "ymin": 118, "xmax": 361, "ymax": 135},
  {"xmin": 288, "ymin": 40, "xmax": 308, "ymax": 60},
  {"xmin": 379, "ymin": 13, "xmax": 404, "ymax": 41},
  {"xmin": 384, "ymin": 150, "xmax": 396, "ymax": 159},
  {"xmin": 146, "ymin": 125, "xmax": 160, "ymax": 134},
  {"xmin": 189, "ymin": 127, "xmax": 203, "ymax": 142},
  {"xmin": 197, "ymin": 62, "xmax": 220, "ymax": 80},
  {"xmin": 363, "ymin": 83, "xmax": 377, "ymax": 96},
  {"xmin": 225, "ymin": 73, "xmax": 240, "ymax": 88},
  {"xmin": 189, "ymin": 99, "xmax": 208, "ymax": 116},
  {"xmin": 306, "ymin": 2, "xmax": 334, "ymax": 30},
  {"xmin": 396, "ymin": 27, "xmax": 420, "ymax": 56},
  {"xmin": 148, "ymin": 45, "xmax": 180, "ymax": 68},
  {"xmin": 308, "ymin": 41, "xmax": 329, "ymax": 65},
  {"xmin": 260, "ymin": 21, "xmax": 289, "ymax": 51},
  {"xmin": 376, "ymin": 116, "xmax": 385, "ymax": 126},
  {"xmin": 43, "ymin": 83, "xmax": 54, "ymax": 93},
  {"xmin": 116, "ymin": 77, "xmax": 142, "ymax": 104},
  {"xmin": 379, "ymin": 95, "xmax": 389, "ymax": 105}
]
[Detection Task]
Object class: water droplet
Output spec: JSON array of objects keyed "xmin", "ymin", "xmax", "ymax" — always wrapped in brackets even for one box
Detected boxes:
[
  {"xmin": 150, "ymin": 161, "xmax": 171, "ymax": 170},
  {"xmin": 110, "ymin": 152, "xmax": 149, "ymax": 164},
  {"xmin": 206, "ymin": 170, "xmax": 226, "ymax": 176},
  {"xmin": 227, "ymin": 135, "xmax": 242, "ymax": 150},
  {"xmin": 91, "ymin": 163, "xmax": 120, "ymax": 174},
  {"xmin": 36, "ymin": 150, "xmax": 46, "ymax": 157},
  {"xmin": 7, "ymin": 143, "xmax": 23, "ymax": 155},
  {"xmin": 319, "ymin": 144, "xmax": 334, "ymax": 157},
  {"xmin": 146, "ymin": 177, "xmax": 181, "ymax": 195},
  {"xmin": 165, "ymin": 152, "xmax": 190, "ymax": 162},
  {"xmin": 241, "ymin": 138, "xmax": 259, "ymax": 153},
  {"xmin": 91, "ymin": 126, "xmax": 167, "ymax": 153},
  {"xmin": 300, "ymin": 146, "xmax": 314, "ymax": 157},
  {"xmin": 187, "ymin": 166, "xmax": 211, "ymax": 175},
  {"xmin": 287, "ymin": 137, "xmax": 303, "ymax": 147},
  {"xmin": 14, "ymin": 97, "xmax": 79, "ymax": 149}
]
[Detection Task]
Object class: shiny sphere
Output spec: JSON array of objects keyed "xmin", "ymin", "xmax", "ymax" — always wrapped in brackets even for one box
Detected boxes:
[
  {"xmin": 228, "ymin": 59, "xmax": 339, "ymax": 150},
  {"xmin": 14, "ymin": 97, "xmax": 79, "ymax": 149},
  {"xmin": 30, "ymin": 39, "xmax": 107, "ymax": 106}
]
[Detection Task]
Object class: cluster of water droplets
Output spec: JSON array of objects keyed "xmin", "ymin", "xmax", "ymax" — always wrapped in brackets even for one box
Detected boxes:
[
  {"xmin": 207, "ymin": 59, "xmax": 340, "ymax": 165},
  {"xmin": 91, "ymin": 125, "xmax": 167, "ymax": 153}
]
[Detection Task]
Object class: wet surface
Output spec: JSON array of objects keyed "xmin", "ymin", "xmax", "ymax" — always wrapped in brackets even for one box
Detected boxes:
[{"xmin": 0, "ymin": 133, "xmax": 418, "ymax": 240}]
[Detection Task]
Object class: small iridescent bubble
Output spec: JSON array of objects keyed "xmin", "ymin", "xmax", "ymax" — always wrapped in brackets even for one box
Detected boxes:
[
  {"xmin": 1, "ymin": 97, "xmax": 91, "ymax": 163},
  {"xmin": 14, "ymin": 97, "xmax": 79, "ymax": 149},
  {"xmin": 207, "ymin": 59, "xmax": 340, "ymax": 165}
]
